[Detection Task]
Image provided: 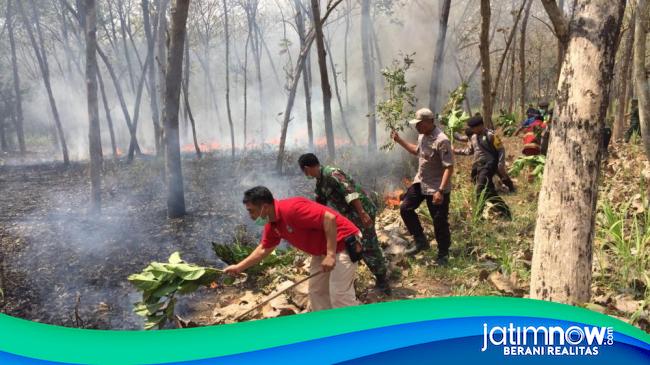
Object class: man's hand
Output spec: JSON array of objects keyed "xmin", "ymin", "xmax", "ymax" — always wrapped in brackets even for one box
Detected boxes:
[
  {"xmin": 360, "ymin": 211, "xmax": 373, "ymax": 228},
  {"xmin": 321, "ymin": 254, "xmax": 336, "ymax": 272},
  {"xmin": 432, "ymin": 191, "xmax": 443, "ymax": 205},
  {"xmin": 391, "ymin": 130, "xmax": 401, "ymax": 142},
  {"xmin": 224, "ymin": 264, "xmax": 243, "ymax": 276}
]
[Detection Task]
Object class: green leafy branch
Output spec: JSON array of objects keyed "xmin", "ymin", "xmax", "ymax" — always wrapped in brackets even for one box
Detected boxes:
[
  {"xmin": 128, "ymin": 252, "xmax": 228, "ymax": 330},
  {"xmin": 438, "ymin": 83, "xmax": 469, "ymax": 142},
  {"xmin": 376, "ymin": 53, "xmax": 417, "ymax": 151},
  {"xmin": 508, "ymin": 155, "xmax": 546, "ymax": 179}
]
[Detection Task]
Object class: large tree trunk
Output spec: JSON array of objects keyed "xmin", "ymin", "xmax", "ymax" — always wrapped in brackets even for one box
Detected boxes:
[
  {"xmin": 19, "ymin": 0, "xmax": 70, "ymax": 165},
  {"xmin": 519, "ymin": 0, "xmax": 533, "ymax": 115},
  {"xmin": 157, "ymin": 0, "xmax": 169, "ymax": 153},
  {"xmin": 85, "ymin": 0, "xmax": 102, "ymax": 213},
  {"xmin": 361, "ymin": 0, "xmax": 376, "ymax": 151},
  {"xmin": 222, "ymin": 0, "xmax": 236, "ymax": 158},
  {"xmin": 163, "ymin": 0, "xmax": 190, "ymax": 218},
  {"xmin": 294, "ymin": 0, "xmax": 314, "ymax": 150},
  {"xmin": 614, "ymin": 11, "xmax": 635, "ymax": 142},
  {"xmin": 530, "ymin": 0, "xmax": 625, "ymax": 304},
  {"xmin": 479, "ymin": 0, "xmax": 493, "ymax": 128},
  {"xmin": 142, "ymin": 0, "xmax": 162, "ymax": 155},
  {"xmin": 634, "ymin": 0, "xmax": 650, "ymax": 159},
  {"xmin": 7, "ymin": 0, "xmax": 26, "ymax": 155},
  {"xmin": 311, "ymin": 0, "xmax": 335, "ymax": 159},
  {"xmin": 429, "ymin": 0, "xmax": 451, "ymax": 111}
]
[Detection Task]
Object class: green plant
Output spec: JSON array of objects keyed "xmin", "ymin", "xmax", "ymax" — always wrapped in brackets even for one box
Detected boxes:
[
  {"xmin": 509, "ymin": 155, "xmax": 546, "ymax": 179},
  {"xmin": 439, "ymin": 84, "xmax": 469, "ymax": 142},
  {"xmin": 377, "ymin": 53, "xmax": 417, "ymax": 150},
  {"xmin": 212, "ymin": 242, "xmax": 296, "ymax": 277},
  {"xmin": 496, "ymin": 112, "xmax": 517, "ymax": 136},
  {"xmin": 128, "ymin": 252, "xmax": 225, "ymax": 329}
]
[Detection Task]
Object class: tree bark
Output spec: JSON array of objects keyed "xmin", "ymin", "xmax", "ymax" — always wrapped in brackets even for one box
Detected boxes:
[
  {"xmin": 7, "ymin": 0, "xmax": 26, "ymax": 154},
  {"xmin": 222, "ymin": 0, "xmax": 236, "ymax": 158},
  {"xmin": 429, "ymin": 0, "xmax": 451, "ymax": 111},
  {"xmin": 127, "ymin": 46, "xmax": 153, "ymax": 162},
  {"xmin": 311, "ymin": 0, "xmax": 335, "ymax": 159},
  {"xmin": 519, "ymin": 0, "xmax": 533, "ymax": 116},
  {"xmin": 531, "ymin": 0, "xmax": 625, "ymax": 304},
  {"xmin": 97, "ymin": 70, "xmax": 118, "ymax": 159},
  {"xmin": 361, "ymin": 0, "xmax": 376, "ymax": 151},
  {"xmin": 117, "ymin": 0, "xmax": 136, "ymax": 92},
  {"xmin": 540, "ymin": 0, "xmax": 569, "ymax": 83},
  {"xmin": 634, "ymin": 0, "xmax": 650, "ymax": 159},
  {"xmin": 479, "ymin": 0, "xmax": 493, "ymax": 127},
  {"xmin": 142, "ymin": 0, "xmax": 162, "ymax": 155},
  {"xmin": 325, "ymin": 37, "xmax": 356, "ymax": 145},
  {"xmin": 182, "ymin": 77, "xmax": 202, "ymax": 159},
  {"xmin": 163, "ymin": 0, "xmax": 190, "ymax": 218},
  {"xmin": 19, "ymin": 0, "xmax": 70, "ymax": 165},
  {"xmin": 85, "ymin": 0, "xmax": 102, "ymax": 213},
  {"xmin": 294, "ymin": 0, "xmax": 314, "ymax": 150},
  {"xmin": 614, "ymin": 12, "xmax": 635, "ymax": 142}
]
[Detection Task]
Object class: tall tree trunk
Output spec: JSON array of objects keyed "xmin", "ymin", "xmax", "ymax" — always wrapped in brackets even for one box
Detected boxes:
[
  {"xmin": 479, "ymin": 0, "xmax": 493, "ymax": 127},
  {"xmin": 127, "ymin": 48, "xmax": 153, "ymax": 162},
  {"xmin": 243, "ymin": 29, "xmax": 250, "ymax": 150},
  {"xmin": 343, "ymin": 0, "xmax": 351, "ymax": 108},
  {"xmin": 142, "ymin": 0, "xmax": 162, "ymax": 155},
  {"xmin": 311, "ymin": 0, "xmax": 335, "ymax": 160},
  {"xmin": 634, "ymin": 0, "xmax": 650, "ymax": 159},
  {"xmin": 614, "ymin": 11, "xmax": 635, "ymax": 142},
  {"xmin": 294, "ymin": 0, "xmax": 314, "ymax": 150},
  {"xmin": 97, "ymin": 70, "xmax": 118, "ymax": 159},
  {"xmin": 7, "ymin": 0, "xmax": 26, "ymax": 154},
  {"xmin": 117, "ymin": 0, "xmax": 136, "ymax": 92},
  {"xmin": 163, "ymin": 0, "xmax": 190, "ymax": 218},
  {"xmin": 361, "ymin": 0, "xmax": 375, "ymax": 151},
  {"xmin": 429, "ymin": 0, "xmax": 451, "ymax": 110},
  {"xmin": 325, "ymin": 37, "xmax": 356, "ymax": 145},
  {"xmin": 19, "ymin": 0, "xmax": 70, "ymax": 165},
  {"xmin": 519, "ymin": 0, "xmax": 533, "ymax": 116},
  {"xmin": 222, "ymin": 0, "xmax": 236, "ymax": 158},
  {"xmin": 85, "ymin": 0, "xmax": 102, "ymax": 213},
  {"xmin": 556, "ymin": 0, "xmax": 566, "ymax": 85},
  {"xmin": 157, "ymin": 0, "xmax": 170, "ymax": 154},
  {"xmin": 182, "ymin": 78, "xmax": 202, "ymax": 159},
  {"xmin": 531, "ymin": 0, "xmax": 625, "ymax": 304}
]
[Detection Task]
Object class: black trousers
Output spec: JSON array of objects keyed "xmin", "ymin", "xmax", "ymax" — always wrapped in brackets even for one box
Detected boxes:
[
  {"xmin": 472, "ymin": 163, "xmax": 511, "ymax": 218},
  {"xmin": 399, "ymin": 183, "xmax": 451, "ymax": 257}
]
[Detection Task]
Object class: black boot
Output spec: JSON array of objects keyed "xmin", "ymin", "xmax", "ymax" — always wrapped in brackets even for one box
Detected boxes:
[
  {"xmin": 405, "ymin": 235, "xmax": 429, "ymax": 256},
  {"xmin": 502, "ymin": 178, "xmax": 516, "ymax": 193},
  {"xmin": 374, "ymin": 274, "xmax": 392, "ymax": 295}
]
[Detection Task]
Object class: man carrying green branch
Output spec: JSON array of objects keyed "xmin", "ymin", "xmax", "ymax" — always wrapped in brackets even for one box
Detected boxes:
[
  {"xmin": 391, "ymin": 108, "xmax": 455, "ymax": 264},
  {"xmin": 453, "ymin": 115, "xmax": 512, "ymax": 219},
  {"xmin": 298, "ymin": 153, "xmax": 390, "ymax": 295},
  {"xmin": 225, "ymin": 186, "xmax": 362, "ymax": 311}
]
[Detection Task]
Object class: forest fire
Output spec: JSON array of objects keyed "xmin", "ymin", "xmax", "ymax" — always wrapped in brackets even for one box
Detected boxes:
[{"xmin": 383, "ymin": 178, "xmax": 411, "ymax": 209}]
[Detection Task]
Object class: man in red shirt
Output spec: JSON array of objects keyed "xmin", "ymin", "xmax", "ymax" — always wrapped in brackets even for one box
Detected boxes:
[{"xmin": 224, "ymin": 186, "xmax": 361, "ymax": 310}]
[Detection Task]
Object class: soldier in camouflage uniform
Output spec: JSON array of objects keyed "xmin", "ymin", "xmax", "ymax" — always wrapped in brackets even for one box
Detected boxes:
[{"xmin": 298, "ymin": 153, "xmax": 390, "ymax": 294}]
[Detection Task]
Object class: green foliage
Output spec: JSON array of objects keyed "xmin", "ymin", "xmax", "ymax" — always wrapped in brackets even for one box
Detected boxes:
[
  {"xmin": 496, "ymin": 112, "xmax": 517, "ymax": 136},
  {"xmin": 128, "ymin": 252, "xmax": 223, "ymax": 330},
  {"xmin": 438, "ymin": 84, "xmax": 469, "ymax": 142},
  {"xmin": 508, "ymin": 155, "xmax": 546, "ymax": 179},
  {"xmin": 597, "ymin": 196, "xmax": 650, "ymax": 297},
  {"xmin": 211, "ymin": 242, "xmax": 296, "ymax": 277},
  {"xmin": 376, "ymin": 54, "xmax": 417, "ymax": 151}
]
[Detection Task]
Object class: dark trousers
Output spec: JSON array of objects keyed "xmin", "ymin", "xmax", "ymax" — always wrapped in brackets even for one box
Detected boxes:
[
  {"xmin": 399, "ymin": 183, "xmax": 451, "ymax": 257},
  {"xmin": 472, "ymin": 163, "xmax": 511, "ymax": 218}
]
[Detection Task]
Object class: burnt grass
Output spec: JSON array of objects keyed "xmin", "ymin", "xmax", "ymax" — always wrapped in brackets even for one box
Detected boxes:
[{"xmin": 0, "ymin": 151, "xmax": 324, "ymax": 329}]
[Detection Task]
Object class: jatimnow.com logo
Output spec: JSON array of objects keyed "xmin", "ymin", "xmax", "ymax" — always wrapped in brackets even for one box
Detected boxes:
[{"xmin": 481, "ymin": 323, "xmax": 614, "ymax": 356}]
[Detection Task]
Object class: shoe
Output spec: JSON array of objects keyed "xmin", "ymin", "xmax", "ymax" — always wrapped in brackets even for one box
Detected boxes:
[
  {"xmin": 405, "ymin": 235, "xmax": 430, "ymax": 256},
  {"xmin": 435, "ymin": 255, "xmax": 449, "ymax": 266},
  {"xmin": 374, "ymin": 275, "xmax": 392, "ymax": 295}
]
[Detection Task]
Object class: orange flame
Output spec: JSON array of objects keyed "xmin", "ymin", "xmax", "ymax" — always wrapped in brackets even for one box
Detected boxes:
[{"xmin": 384, "ymin": 189, "xmax": 404, "ymax": 209}]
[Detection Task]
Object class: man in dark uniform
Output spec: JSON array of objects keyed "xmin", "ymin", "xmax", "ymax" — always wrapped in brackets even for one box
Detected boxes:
[
  {"xmin": 625, "ymin": 99, "xmax": 641, "ymax": 142},
  {"xmin": 454, "ymin": 115, "xmax": 511, "ymax": 219},
  {"xmin": 391, "ymin": 108, "xmax": 455, "ymax": 264},
  {"xmin": 299, "ymin": 153, "xmax": 391, "ymax": 294}
]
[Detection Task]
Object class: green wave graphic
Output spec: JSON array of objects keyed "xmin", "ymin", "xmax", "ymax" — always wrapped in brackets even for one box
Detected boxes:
[{"xmin": 0, "ymin": 296, "xmax": 648, "ymax": 364}]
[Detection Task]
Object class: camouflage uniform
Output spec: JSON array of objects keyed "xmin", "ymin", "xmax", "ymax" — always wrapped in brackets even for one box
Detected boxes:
[{"xmin": 314, "ymin": 166, "xmax": 388, "ymax": 279}]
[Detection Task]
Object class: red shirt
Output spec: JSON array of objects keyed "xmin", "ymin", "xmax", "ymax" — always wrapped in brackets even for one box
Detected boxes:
[{"xmin": 260, "ymin": 197, "xmax": 360, "ymax": 256}]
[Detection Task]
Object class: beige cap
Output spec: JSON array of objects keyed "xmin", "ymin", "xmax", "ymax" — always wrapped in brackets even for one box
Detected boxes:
[{"xmin": 409, "ymin": 108, "xmax": 435, "ymax": 125}]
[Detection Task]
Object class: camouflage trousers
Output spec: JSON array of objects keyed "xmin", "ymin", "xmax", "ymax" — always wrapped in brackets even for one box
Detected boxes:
[{"xmin": 347, "ymin": 213, "xmax": 388, "ymax": 279}]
